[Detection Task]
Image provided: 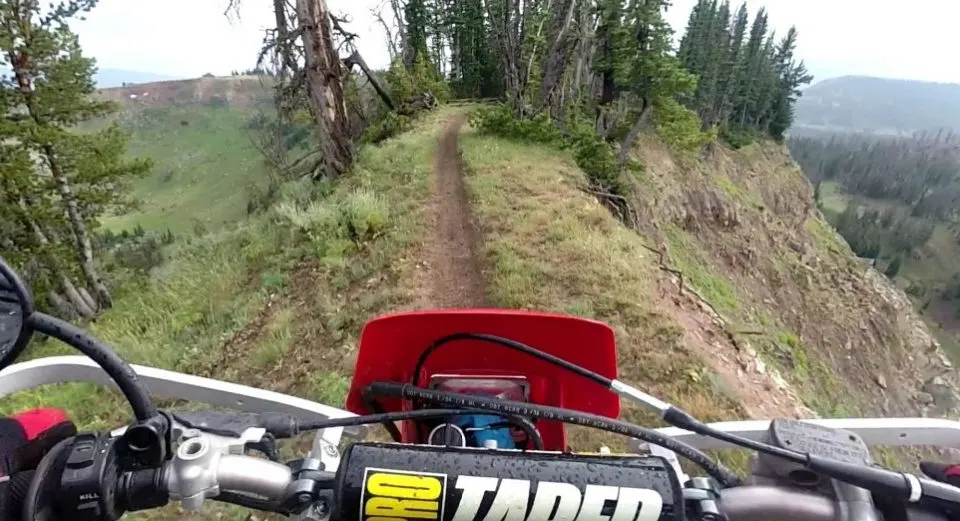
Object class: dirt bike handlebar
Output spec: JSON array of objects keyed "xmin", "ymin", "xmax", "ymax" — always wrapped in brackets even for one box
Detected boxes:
[
  {"xmin": 88, "ymin": 433, "xmax": 950, "ymax": 521},
  {"xmin": 3, "ymin": 357, "xmax": 957, "ymax": 521}
]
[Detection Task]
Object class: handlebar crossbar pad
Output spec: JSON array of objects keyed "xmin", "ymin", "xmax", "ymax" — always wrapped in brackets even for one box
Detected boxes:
[{"xmin": 334, "ymin": 442, "xmax": 683, "ymax": 521}]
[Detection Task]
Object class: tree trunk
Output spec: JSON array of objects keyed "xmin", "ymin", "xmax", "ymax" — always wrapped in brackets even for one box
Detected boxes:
[
  {"xmin": 43, "ymin": 147, "xmax": 113, "ymax": 309},
  {"xmin": 372, "ymin": 9, "xmax": 399, "ymax": 61},
  {"xmin": 537, "ymin": 0, "xmax": 578, "ymax": 112},
  {"xmin": 9, "ymin": 187, "xmax": 98, "ymax": 319},
  {"xmin": 273, "ymin": 0, "xmax": 300, "ymax": 74},
  {"xmin": 78, "ymin": 286, "xmax": 98, "ymax": 313},
  {"xmin": 343, "ymin": 50, "xmax": 395, "ymax": 110},
  {"xmin": 522, "ymin": 0, "xmax": 554, "ymax": 87},
  {"xmin": 390, "ymin": 0, "xmax": 407, "ymax": 65},
  {"xmin": 31, "ymin": 229, "xmax": 96, "ymax": 319},
  {"xmin": 616, "ymin": 103, "xmax": 653, "ymax": 171},
  {"xmin": 487, "ymin": 0, "xmax": 523, "ymax": 110},
  {"xmin": 47, "ymin": 291, "xmax": 79, "ymax": 321},
  {"xmin": 296, "ymin": 0, "xmax": 354, "ymax": 180}
]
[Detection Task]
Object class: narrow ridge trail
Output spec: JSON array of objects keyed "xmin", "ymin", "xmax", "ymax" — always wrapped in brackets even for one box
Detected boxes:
[{"xmin": 426, "ymin": 114, "xmax": 488, "ymax": 308}]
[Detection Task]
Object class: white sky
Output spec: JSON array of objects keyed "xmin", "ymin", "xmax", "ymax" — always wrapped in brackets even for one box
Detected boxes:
[{"xmin": 71, "ymin": 0, "xmax": 960, "ymax": 85}]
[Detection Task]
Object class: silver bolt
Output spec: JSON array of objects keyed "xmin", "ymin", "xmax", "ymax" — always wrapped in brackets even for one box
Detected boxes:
[{"xmin": 323, "ymin": 443, "xmax": 339, "ymax": 457}]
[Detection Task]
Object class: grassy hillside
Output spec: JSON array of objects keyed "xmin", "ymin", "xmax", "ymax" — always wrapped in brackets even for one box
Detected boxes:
[
  {"xmin": 459, "ymin": 121, "xmax": 954, "ymax": 425},
  {"xmin": 86, "ymin": 77, "xmax": 275, "ymax": 235},
  {"xmin": 5, "ymin": 105, "xmax": 454, "ymax": 416},
  {"xmin": 98, "ymin": 104, "xmax": 270, "ymax": 234},
  {"xmin": 793, "ymin": 75, "xmax": 960, "ymax": 136},
  {"xmin": 3, "ymin": 106, "xmax": 454, "ymax": 520}
]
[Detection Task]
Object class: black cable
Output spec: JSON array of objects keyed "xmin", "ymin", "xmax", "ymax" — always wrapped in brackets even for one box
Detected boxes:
[
  {"xmin": 367, "ymin": 382, "xmax": 743, "ymax": 487},
  {"xmin": 29, "ymin": 313, "xmax": 157, "ymax": 420},
  {"xmin": 297, "ymin": 408, "xmax": 545, "ymax": 450},
  {"xmin": 408, "ymin": 331, "xmax": 802, "ymax": 468},
  {"xmin": 411, "ymin": 333, "xmax": 612, "ymax": 388},
  {"xmin": 662, "ymin": 408, "xmax": 806, "ymax": 463},
  {"xmin": 361, "ymin": 386, "xmax": 403, "ymax": 442},
  {"xmin": 503, "ymin": 414, "xmax": 543, "ymax": 450}
]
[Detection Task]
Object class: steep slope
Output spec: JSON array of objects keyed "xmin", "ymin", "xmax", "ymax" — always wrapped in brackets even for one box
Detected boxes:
[
  {"xmin": 627, "ymin": 137, "xmax": 960, "ymax": 419},
  {"xmin": 458, "ymin": 127, "xmax": 807, "ymax": 443},
  {"xmin": 459, "ymin": 115, "xmax": 960, "ymax": 446},
  {"xmin": 793, "ymin": 75, "xmax": 960, "ymax": 136}
]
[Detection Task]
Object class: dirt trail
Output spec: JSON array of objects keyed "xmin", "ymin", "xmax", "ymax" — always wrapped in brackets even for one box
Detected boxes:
[{"xmin": 425, "ymin": 115, "xmax": 488, "ymax": 308}]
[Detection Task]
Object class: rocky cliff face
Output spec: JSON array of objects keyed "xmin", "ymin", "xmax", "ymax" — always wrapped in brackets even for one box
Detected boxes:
[{"xmin": 628, "ymin": 135, "xmax": 960, "ymax": 423}]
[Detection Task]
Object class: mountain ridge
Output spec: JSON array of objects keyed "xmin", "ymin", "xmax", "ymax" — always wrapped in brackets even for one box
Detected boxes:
[{"xmin": 793, "ymin": 75, "xmax": 960, "ymax": 136}]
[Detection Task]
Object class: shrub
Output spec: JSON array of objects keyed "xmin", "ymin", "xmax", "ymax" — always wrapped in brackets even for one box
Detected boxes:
[
  {"xmin": 272, "ymin": 188, "xmax": 390, "ymax": 247},
  {"xmin": 362, "ymin": 112, "xmax": 412, "ymax": 144},
  {"xmin": 720, "ymin": 127, "xmax": 757, "ymax": 149},
  {"xmin": 342, "ymin": 190, "xmax": 389, "ymax": 242},
  {"xmin": 654, "ymin": 98, "xmax": 715, "ymax": 152},
  {"xmin": 468, "ymin": 105, "xmax": 562, "ymax": 145},
  {"xmin": 469, "ymin": 105, "xmax": 624, "ymax": 194},
  {"xmin": 385, "ymin": 53, "xmax": 451, "ymax": 105}
]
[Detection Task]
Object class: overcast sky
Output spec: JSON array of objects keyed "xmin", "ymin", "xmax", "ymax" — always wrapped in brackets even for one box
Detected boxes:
[{"xmin": 71, "ymin": 0, "xmax": 960, "ymax": 85}]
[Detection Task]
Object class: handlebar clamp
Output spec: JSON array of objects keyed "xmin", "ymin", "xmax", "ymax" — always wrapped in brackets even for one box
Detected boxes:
[
  {"xmin": 683, "ymin": 477, "xmax": 725, "ymax": 521},
  {"xmin": 281, "ymin": 458, "xmax": 336, "ymax": 517}
]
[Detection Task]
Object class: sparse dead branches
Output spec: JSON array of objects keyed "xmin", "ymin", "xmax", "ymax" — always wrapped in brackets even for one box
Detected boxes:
[
  {"xmin": 329, "ymin": 13, "xmax": 358, "ymax": 54},
  {"xmin": 371, "ymin": 5, "xmax": 399, "ymax": 61}
]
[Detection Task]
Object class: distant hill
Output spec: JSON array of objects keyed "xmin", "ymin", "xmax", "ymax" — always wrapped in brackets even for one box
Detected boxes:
[
  {"xmin": 792, "ymin": 75, "xmax": 960, "ymax": 136},
  {"xmin": 94, "ymin": 68, "xmax": 181, "ymax": 88},
  {"xmin": 1, "ymin": 67, "xmax": 179, "ymax": 88},
  {"xmin": 96, "ymin": 75, "xmax": 272, "ymax": 109}
]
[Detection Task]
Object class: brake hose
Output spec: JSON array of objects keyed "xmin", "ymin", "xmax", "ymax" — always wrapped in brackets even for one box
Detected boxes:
[{"xmin": 411, "ymin": 332, "xmax": 611, "ymax": 388}]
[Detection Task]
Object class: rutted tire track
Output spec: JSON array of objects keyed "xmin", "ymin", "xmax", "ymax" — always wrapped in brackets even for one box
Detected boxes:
[{"xmin": 427, "ymin": 114, "xmax": 488, "ymax": 308}]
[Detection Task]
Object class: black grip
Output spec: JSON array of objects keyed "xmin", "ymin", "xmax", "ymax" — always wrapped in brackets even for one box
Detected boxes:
[{"xmin": 334, "ymin": 442, "xmax": 683, "ymax": 521}]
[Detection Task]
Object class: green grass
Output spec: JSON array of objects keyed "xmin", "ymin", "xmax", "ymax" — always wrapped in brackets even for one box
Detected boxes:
[
  {"xmin": 459, "ymin": 126, "xmax": 746, "ymax": 452},
  {"xmin": 662, "ymin": 224, "xmax": 741, "ymax": 315},
  {"xmin": 99, "ymin": 105, "xmax": 271, "ymax": 234},
  {"xmin": 1, "ymin": 108, "xmax": 453, "ymax": 437},
  {"xmin": 817, "ymin": 180, "xmax": 849, "ymax": 218}
]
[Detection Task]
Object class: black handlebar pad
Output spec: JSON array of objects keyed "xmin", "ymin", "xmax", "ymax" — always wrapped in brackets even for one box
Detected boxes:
[{"xmin": 334, "ymin": 442, "xmax": 683, "ymax": 521}]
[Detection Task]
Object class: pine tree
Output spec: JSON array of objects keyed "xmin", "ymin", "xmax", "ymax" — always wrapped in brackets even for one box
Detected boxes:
[
  {"xmin": 0, "ymin": 0, "xmax": 150, "ymax": 315},
  {"xmin": 404, "ymin": 0, "xmax": 430, "ymax": 68}
]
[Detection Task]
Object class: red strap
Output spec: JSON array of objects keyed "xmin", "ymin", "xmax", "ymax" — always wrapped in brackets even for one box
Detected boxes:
[{"xmin": 10, "ymin": 408, "xmax": 68, "ymax": 441}]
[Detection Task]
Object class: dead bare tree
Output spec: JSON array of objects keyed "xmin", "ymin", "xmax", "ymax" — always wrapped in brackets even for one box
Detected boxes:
[
  {"xmin": 344, "ymin": 50, "xmax": 395, "ymax": 111},
  {"xmin": 296, "ymin": 0, "xmax": 354, "ymax": 179},
  {"xmin": 372, "ymin": 3, "xmax": 399, "ymax": 61}
]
